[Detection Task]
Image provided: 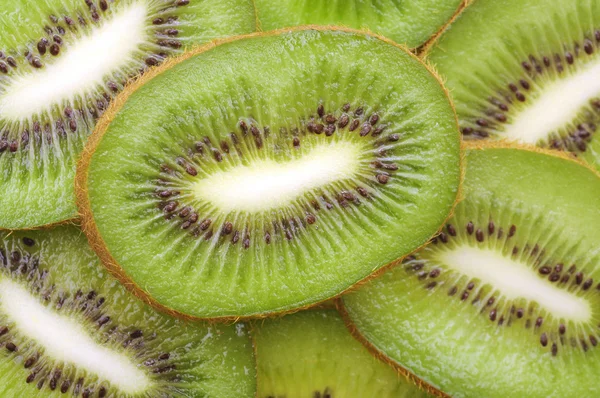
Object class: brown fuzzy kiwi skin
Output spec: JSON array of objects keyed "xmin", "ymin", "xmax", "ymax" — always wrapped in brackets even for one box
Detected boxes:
[
  {"xmin": 418, "ymin": 0, "xmax": 474, "ymax": 57},
  {"xmin": 335, "ymin": 140, "xmax": 600, "ymax": 398},
  {"xmin": 75, "ymin": 25, "xmax": 464, "ymax": 322}
]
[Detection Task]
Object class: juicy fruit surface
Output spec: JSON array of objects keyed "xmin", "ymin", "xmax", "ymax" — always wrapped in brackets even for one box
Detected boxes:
[
  {"xmin": 342, "ymin": 146, "xmax": 600, "ymax": 398},
  {"xmin": 253, "ymin": 0, "xmax": 463, "ymax": 48},
  {"xmin": 81, "ymin": 29, "xmax": 461, "ymax": 318},
  {"xmin": 0, "ymin": 225, "xmax": 256, "ymax": 397},
  {"xmin": 0, "ymin": 0, "xmax": 256, "ymax": 229},
  {"xmin": 427, "ymin": 0, "xmax": 600, "ymax": 170},
  {"xmin": 254, "ymin": 309, "xmax": 431, "ymax": 398}
]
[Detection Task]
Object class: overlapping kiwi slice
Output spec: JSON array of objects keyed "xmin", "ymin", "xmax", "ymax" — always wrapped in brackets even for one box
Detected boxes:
[
  {"xmin": 341, "ymin": 144, "xmax": 600, "ymax": 397},
  {"xmin": 0, "ymin": 0, "xmax": 256, "ymax": 229},
  {"xmin": 76, "ymin": 28, "xmax": 461, "ymax": 319},
  {"xmin": 426, "ymin": 0, "xmax": 600, "ymax": 170},
  {"xmin": 253, "ymin": 309, "xmax": 433, "ymax": 398},
  {"xmin": 0, "ymin": 224, "xmax": 256, "ymax": 397},
  {"xmin": 253, "ymin": 0, "xmax": 464, "ymax": 48}
]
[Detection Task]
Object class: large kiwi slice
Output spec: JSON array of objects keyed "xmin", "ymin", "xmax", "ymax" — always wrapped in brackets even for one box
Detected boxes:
[
  {"xmin": 253, "ymin": 308, "xmax": 433, "ymax": 398},
  {"xmin": 426, "ymin": 0, "xmax": 600, "ymax": 170},
  {"xmin": 0, "ymin": 0, "xmax": 256, "ymax": 229},
  {"xmin": 0, "ymin": 224, "xmax": 256, "ymax": 397},
  {"xmin": 76, "ymin": 27, "xmax": 461, "ymax": 319},
  {"xmin": 253, "ymin": 0, "xmax": 464, "ymax": 49},
  {"xmin": 341, "ymin": 144, "xmax": 600, "ymax": 397}
]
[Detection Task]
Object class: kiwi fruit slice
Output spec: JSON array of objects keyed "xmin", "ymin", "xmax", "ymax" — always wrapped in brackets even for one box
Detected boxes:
[
  {"xmin": 253, "ymin": 308, "xmax": 433, "ymax": 398},
  {"xmin": 0, "ymin": 0, "xmax": 257, "ymax": 229},
  {"xmin": 0, "ymin": 224, "xmax": 256, "ymax": 397},
  {"xmin": 426, "ymin": 0, "xmax": 600, "ymax": 170},
  {"xmin": 76, "ymin": 27, "xmax": 461, "ymax": 319},
  {"xmin": 253, "ymin": 0, "xmax": 464, "ymax": 49},
  {"xmin": 341, "ymin": 143, "xmax": 600, "ymax": 397}
]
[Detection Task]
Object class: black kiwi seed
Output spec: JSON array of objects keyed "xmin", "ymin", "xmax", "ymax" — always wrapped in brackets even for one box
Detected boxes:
[
  {"xmin": 338, "ymin": 114, "xmax": 349, "ymax": 128},
  {"xmin": 539, "ymin": 266, "xmax": 551, "ymax": 275},
  {"xmin": 50, "ymin": 44, "xmax": 60, "ymax": 56},
  {"xmin": 466, "ymin": 221, "xmax": 474, "ymax": 235},
  {"xmin": 475, "ymin": 229, "xmax": 484, "ymax": 242},
  {"xmin": 22, "ymin": 237, "xmax": 35, "ymax": 246}
]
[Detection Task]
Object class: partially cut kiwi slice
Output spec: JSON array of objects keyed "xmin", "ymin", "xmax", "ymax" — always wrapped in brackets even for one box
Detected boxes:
[
  {"xmin": 0, "ymin": 224, "xmax": 256, "ymax": 397},
  {"xmin": 253, "ymin": 309, "xmax": 432, "ymax": 398},
  {"xmin": 426, "ymin": 0, "xmax": 600, "ymax": 170},
  {"xmin": 341, "ymin": 144, "xmax": 600, "ymax": 397},
  {"xmin": 76, "ymin": 27, "xmax": 461, "ymax": 319},
  {"xmin": 253, "ymin": 0, "xmax": 464, "ymax": 49},
  {"xmin": 0, "ymin": 0, "xmax": 256, "ymax": 229}
]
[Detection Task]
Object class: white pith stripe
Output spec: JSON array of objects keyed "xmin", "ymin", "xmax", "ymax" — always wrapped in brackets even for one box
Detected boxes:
[
  {"xmin": 441, "ymin": 246, "xmax": 591, "ymax": 321},
  {"xmin": 0, "ymin": 2, "xmax": 148, "ymax": 120},
  {"xmin": 192, "ymin": 142, "xmax": 362, "ymax": 212},
  {"xmin": 0, "ymin": 279, "xmax": 152, "ymax": 393},
  {"xmin": 503, "ymin": 58, "xmax": 600, "ymax": 143}
]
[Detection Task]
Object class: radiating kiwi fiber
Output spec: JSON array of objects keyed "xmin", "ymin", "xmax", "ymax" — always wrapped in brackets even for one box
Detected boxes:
[
  {"xmin": 76, "ymin": 27, "xmax": 462, "ymax": 319},
  {"xmin": 0, "ymin": 224, "xmax": 256, "ymax": 397},
  {"xmin": 427, "ymin": 0, "xmax": 600, "ymax": 170},
  {"xmin": 0, "ymin": 0, "xmax": 256, "ymax": 229},
  {"xmin": 342, "ymin": 143, "xmax": 600, "ymax": 398}
]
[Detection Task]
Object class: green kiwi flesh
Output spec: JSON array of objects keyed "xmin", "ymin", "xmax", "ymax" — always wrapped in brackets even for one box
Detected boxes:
[
  {"xmin": 0, "ymin": 0, "xmax": 256, "ymax": 229},
  {"xmin": 427, "ymin": 0, "xmax": 600, "ymax": 170},
  {"xmin": 342, "ymin": 146, "xmax": 600, "ymax": 397},
  {"xmin": 253, "ymin": 0, "xmax": 463, "ymax": 49},
  {"xmin": 0, "ymin": 225, "xmax": 256, "ymax": 397},
  {"xmin": 79, "ymin": 28, "xmax": 461, "ymax": 318},
  {"xmin": 253, "ymin": 309, "xmax": 432, "ymax": 398}
]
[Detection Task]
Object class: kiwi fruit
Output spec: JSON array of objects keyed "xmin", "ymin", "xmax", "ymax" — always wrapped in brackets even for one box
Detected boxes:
[
  {"xmin": 0, "ymin": 224, "xmax": 256, "ymax": 397},
  {"xmin": 426, "ymin": 0, "xmax": 600, "ymax": 170},
  {"xmin": 0, "ymin": 0, "xmax": 257, "ymax": 229},
  {"xmin": 253, "ymin": 308, "xmax": 433, "ymax": 398},
  {"xmin": 253, "ymin": 0, "xmax": 465, "ymax": 49},
  {"xmin": 75, "ymin": 27, "xmax": 461, "ymax": 319},
  {"xmin": 341, "ymin": 143, "xmax": 600, "ymax": 397}
]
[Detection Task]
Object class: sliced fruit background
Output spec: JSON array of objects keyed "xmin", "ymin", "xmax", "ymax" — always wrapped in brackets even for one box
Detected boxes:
[
  {"xmin": 0, "ymin": 0, "xmax": 257, "ymax": 229},
  {"xmin": 254, "ymin": 0, "xmax": 465, "ymax": 49},
  {"xmin": 342, "ymin": 145, "xmax": 600, "ymax": 398},
  {"xmin": 78, "ymin": 28, "xmax": 461, "ymax": 319},
  {"xmin": 0, "ymin": 225, "xmax": 256, "ymax": 397}
]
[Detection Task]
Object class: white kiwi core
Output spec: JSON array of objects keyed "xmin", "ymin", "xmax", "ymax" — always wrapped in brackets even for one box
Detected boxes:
[
  {"xmin": 503, "ymin": 59, "xmax": 600, "ymax": 144},
  {"xmin": 441, "ymin": 245, "xmax": 591, "ymax": 322},
  {"xmin": 0, "ymin": 279, "xmax": 152, "ymax": 393},
  {"xmin": 0, "ymin": 2, "xmax": 148, "ymax": 120},
  {"xmin": 192, "ymin": 141, "xmax": 362, "ymax": 213}
]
